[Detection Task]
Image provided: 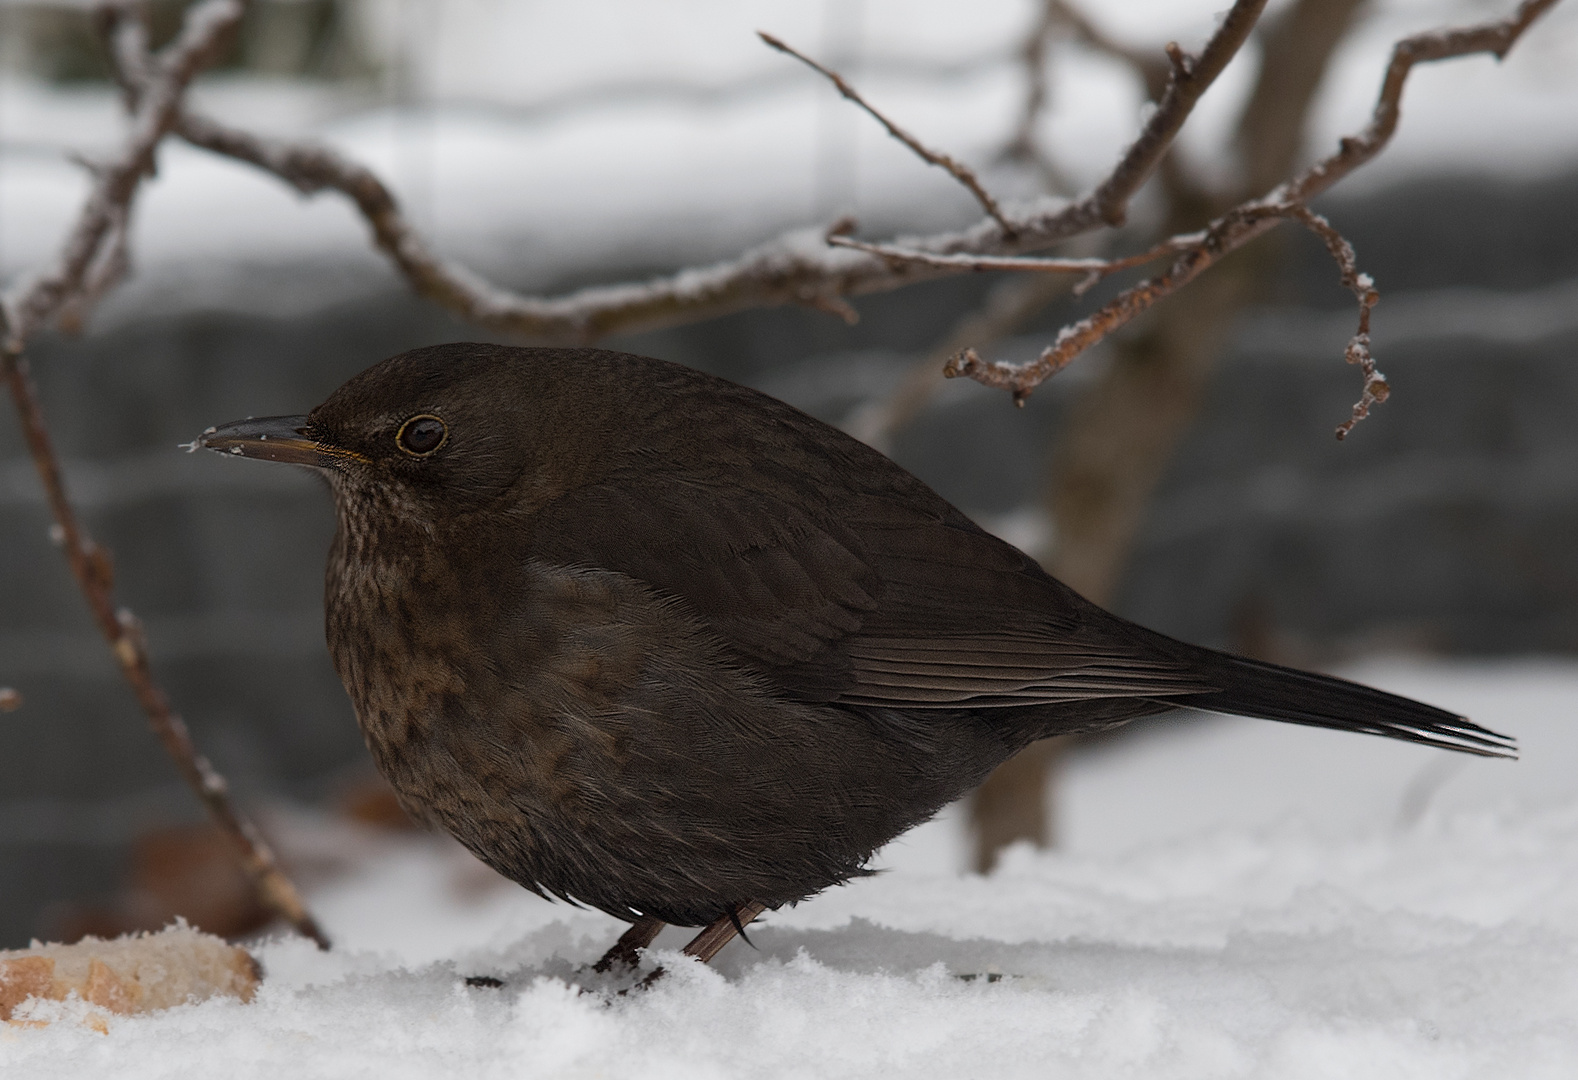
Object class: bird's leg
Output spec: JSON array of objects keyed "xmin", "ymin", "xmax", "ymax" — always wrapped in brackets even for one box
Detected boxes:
[
  {"xmin": 631, "ymin": 901, "xmax": 768, "ymax": 992},
  {"xmin": 681, "ymin": 900, "xmax": 768, "ymax": 963},
  {"xmin": 621, "ymin": 903, "xmax": 768, "ymax": 993},
  {"xmin": 592, "ymin": 914, "xmax": 665, "ymax": 973}
]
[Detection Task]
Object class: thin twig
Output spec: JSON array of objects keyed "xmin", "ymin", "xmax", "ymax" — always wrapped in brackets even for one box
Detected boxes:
[
  {"xmin": 827, "ymin": 229, "xmax": 1204, "ymax": 295},
  {"xmin": 1285, "ymin": 205, "xmax": 1386, "ymax": 440},
  {"xmin": 0, "ymin": 344, "xmax": 329, "ymax": 948},
  {"xmin": 162, "ymin": 0, "xmax": 1268, "ymax": 344},
  {"xmin": 843, "ymin": 272, "xmax": 1078, "ymax": 452},
  {"xmin": 943, "ymin": 208, "xmax": 1268, "ymax": 395},
  {"xmin": 1279, "ymin": 0, "xmax": 1561, "ymax": 207},
  {"xmin": 758, "ymin": 31, "xmax": 1017, "ymax": 236},
  {"xmin": 947, "ymin": 0, "xmax": 1560, "ymax": 431},
  {"xmin": 2, "ymin": 0, "xmax": 244, "ymax": 344},
  {"xmin": 0, "ymin": 0, "xmax": 330, "ymax": 949},
  {"xmin": 1085, "ymin": 0, "xmax": 1269, "ymax": 227},
  {"xmin": 944, "ymin": 204, "xmax": 1286, "ymax": 405}
]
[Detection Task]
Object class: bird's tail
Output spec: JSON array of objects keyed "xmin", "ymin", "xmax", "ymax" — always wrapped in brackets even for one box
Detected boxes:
[{"xmin": 1151, "ymin": 637, "xmax": 1516, "ymax": 759}]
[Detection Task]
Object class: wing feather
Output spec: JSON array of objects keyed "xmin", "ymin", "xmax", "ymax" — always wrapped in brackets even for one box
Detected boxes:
[{"xmin": 522, "ymin": 465, "xmax": 1217, "ymax": 709}]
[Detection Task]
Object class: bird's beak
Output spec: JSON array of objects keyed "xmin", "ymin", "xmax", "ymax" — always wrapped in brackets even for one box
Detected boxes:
[{"xmin": 195, "ymin": 415, "xmax": 354, "ymax": 468}]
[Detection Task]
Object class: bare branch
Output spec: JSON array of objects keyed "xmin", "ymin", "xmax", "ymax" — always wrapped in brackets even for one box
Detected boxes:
[
  {"xmin": 0, "ymin": 345, "xmax": 330, "ymax": 948},
  {"xmin": 166, "ymin": 1, "xmax": 1267, "ymax": 345},
  {"xmin": 758, "ymin": 31, "xmax": 1017, "ymax": 235},
  {"xmin": 172, "ymin": 111, "xmax": 860, "ymax": 339},
  {"xmin": 2, "ymin": 0, "xmax": 243, "ymax": 344},
  {"xmin": 1234, "ymin": 0, "xmax": 1367, "ymax": 198},
  {"xmin": 1284, "ymin": 205, "xmax": 1386, "ymax": 440},
  {"xmin": 0, "ymin": 0, "xmax": 331, "ymax": 949},
  {"xmin": 944, "ymin": 200, "xmax": 1366, "ymax": 405},
  {"xmin": 1085, "ymin": 0, "xmax": 1269, "ymax": 227},
  {"xmin": 1000, "ymin": 0, "xmax": 1170, "ymax": 194},
  {"xmin": 844, "ymin": 272, "xmax": 1078, "ymax": 452},
  {"xmin": 1279, "ymin": 0, "xmax": 1562, "ymax": 207},
  {"xmin": 944, "ymin": 205, "xmax": 1285, "ymax": 405},
  {"xmin": 827, "ymin": 228, "xmax": 1205, "ymax": 295},
  {"xmin": 948, "ymin": 0, "xmax": 1561, "ymax": 424}
]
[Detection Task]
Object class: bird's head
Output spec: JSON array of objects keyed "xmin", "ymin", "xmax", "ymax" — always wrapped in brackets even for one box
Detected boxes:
[{"xmin": 197, "ymin": 343, "xmax": 618, "ymax": 526}]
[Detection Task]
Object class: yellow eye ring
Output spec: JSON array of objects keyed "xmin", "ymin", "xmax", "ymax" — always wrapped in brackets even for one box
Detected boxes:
[{"xmin": 396, "ymin": 414, "xmax": 448, "ymax": 456}]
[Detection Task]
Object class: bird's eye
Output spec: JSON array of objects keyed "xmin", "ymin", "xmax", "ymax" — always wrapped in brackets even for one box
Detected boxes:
[{"xmin": 396, "ymin": 415, "xmax": 447, "ymax": 456}]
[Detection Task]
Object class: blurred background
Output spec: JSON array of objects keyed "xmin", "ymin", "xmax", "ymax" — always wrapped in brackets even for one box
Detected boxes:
[{"xmin": 2, "ymin": 0, "xmax": 1577, "ymax": 950}]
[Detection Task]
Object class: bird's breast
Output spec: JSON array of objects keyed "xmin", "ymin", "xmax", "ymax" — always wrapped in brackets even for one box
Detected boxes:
[
  {"xmin": 322, "ymin": 500, "xmax": 474, "ymax": 783},
  {"xmin": 321, "ymin": 509, "xmax": 672, "ymax": 827}
]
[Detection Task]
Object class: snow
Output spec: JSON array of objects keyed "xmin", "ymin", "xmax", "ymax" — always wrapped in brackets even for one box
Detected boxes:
[
  {"xmin": 3, "ymin": 2, "xmax": 1578, "ymax": 1071},
  {"xmin": 4, "ymin": 658, "xmax": 1578, "ymax": 1076}
]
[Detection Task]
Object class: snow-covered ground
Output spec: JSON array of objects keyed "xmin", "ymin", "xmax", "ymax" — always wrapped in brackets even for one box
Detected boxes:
[
  {"xmin": 3, "ymin": 2, "xmax": 1577, "ymax": 1073},
  {"xmin": 3, "ymin": 658, "xmax": 1576, "ymax": 1077}
]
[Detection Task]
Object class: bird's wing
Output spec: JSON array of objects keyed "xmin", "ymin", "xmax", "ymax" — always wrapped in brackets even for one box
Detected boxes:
[
  {"xmin": 822, "ymin": 491, "xmax": 1218, "ymax": 706},
  {"xmin": 524, "ymin": 474, "xmax": 1216, "ymax": 707}
]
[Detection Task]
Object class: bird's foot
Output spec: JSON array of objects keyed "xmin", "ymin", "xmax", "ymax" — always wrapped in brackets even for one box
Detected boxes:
[
  {"xmin": 630, "ymin": 900, "xmax": 768, "ymax": 991},
  {"xmin": 591, "ymin": 914, "xmax": 665, "ymax": 974}
]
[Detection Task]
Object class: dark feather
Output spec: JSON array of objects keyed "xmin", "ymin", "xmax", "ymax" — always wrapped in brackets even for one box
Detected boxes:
[
  {"xmin": 278, "ymin": 343, "xmax": 1516, "ymax": 933},
  {"xmin": 525, "ymin": 471, "xmax": 1217, "ymax": 711}
]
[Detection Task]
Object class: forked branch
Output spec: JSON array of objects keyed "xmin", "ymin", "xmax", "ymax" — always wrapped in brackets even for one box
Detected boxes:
[
  {"xmin": 941, "ymin": 0, "xmax": 1560, "ymax": 434},
  {"xmin": 156, "ymin": 0, "xmax": 1269, "ymax": 342}
]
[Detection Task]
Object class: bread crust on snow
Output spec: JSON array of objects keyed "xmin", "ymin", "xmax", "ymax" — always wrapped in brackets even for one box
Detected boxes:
[{"xmin": 0, "ymin": 924, "xmax": 259, "ymax": 1025}]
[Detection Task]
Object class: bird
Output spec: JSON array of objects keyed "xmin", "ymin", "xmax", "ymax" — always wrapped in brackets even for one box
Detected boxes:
[{"xmin": 198, "ymin": 342, "xmax": 1514, "ymax": 973}]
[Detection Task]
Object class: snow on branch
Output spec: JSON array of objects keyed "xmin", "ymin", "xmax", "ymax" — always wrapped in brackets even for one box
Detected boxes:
[
  {"xmin": 827, "ymin": 226, "xmax": 1205, "ymax": 297},
  {"xmin": 0, "ymin": 0, "xmax": 329, "ymax": 951}
]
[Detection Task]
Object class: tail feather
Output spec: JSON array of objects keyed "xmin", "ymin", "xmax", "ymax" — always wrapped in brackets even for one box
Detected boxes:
[{"xmin": 1164, "ymin": 647, "xmax": 1516, "ymax": 759}]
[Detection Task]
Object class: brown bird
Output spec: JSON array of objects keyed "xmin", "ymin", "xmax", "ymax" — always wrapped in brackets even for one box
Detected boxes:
[{"xmin": 199, "ymin": 343, "xmax": 1514, "ymax": 972}]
